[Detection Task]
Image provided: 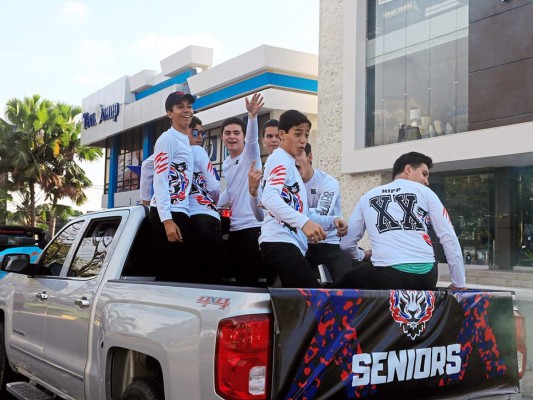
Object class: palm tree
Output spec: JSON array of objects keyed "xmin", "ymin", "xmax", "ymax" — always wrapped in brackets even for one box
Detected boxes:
[
  {"xmin": 0, "ymin": 95, "xmax": 102, "ymax": 236},
  {"xmin": 40, "ymin": 102, "xmax": 102, "ymax": 237},
  {"xmin": 0, "ymin": 95, "xmax": 55, "ymax": 226}
]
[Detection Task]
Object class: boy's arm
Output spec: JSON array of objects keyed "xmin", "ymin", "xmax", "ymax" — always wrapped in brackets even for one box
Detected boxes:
[
  {"xmin": 197, "ymin": 147, "xmax": 220, "ymax": 204},
  {"xmin": 140, "ymin": 155, "xmax": 155, "ymax": 205},
  {"xmin": 340, "ymin": 200, "xmax": 366, "ymax": 259},
  {"xmin": 244, "ymin": 93, "xmax": 262, "ymax": 170},
  {"xmin": 428, "ymin": 192, "xmax": 466, "ymax": 289},
  {"xmin": 309, "ymin": 176, "xmax": 340, "ymax": 216},
  {"xmin": 152, "ymin": 137, "xmax": 173, "ymax": 222},
  {"xmin": 262, "ymin": 162, "xmax": 309, "ymax": 230}
]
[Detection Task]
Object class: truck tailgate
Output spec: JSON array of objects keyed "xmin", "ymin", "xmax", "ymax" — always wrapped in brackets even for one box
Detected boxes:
[{"xmin": 269, "ymin": 288, "xmax": 520, "ymax": 399}]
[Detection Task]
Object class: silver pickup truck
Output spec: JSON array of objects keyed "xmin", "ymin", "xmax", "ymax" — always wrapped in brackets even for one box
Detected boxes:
[{"xmin": 0, "ymin": 206, "xmax": 527, "ymax": 399}]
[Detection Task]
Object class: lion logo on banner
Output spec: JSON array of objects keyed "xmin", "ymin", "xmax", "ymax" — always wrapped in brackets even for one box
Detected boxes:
[{"xmin": 389, "ymin": 290, "xmax": 435, "ymax": 340}]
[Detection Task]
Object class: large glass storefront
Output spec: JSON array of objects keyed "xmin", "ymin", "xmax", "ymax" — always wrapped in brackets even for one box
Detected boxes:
[
  {"xmin": 431, "ymin": 167, "xmax": 533, "ymax": 269},
  {"xmin": 516, "ymin": 167, "xmax": 533, "ymax": 267},
  {"xmin": 366, "ymin": 0, "xmax": 469, "ymax": 147}
]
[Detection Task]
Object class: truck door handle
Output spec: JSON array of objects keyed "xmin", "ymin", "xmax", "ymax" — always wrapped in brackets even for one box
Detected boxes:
[
  {"xmin": 35, "ymin": 292, "xmax": 48, "ymax": 300},
  {"xmin": 74, "ymin": 297, "xmax": 90, "ymax": 308}
]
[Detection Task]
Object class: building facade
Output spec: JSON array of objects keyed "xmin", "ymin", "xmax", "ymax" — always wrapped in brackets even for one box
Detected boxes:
[
  {"xmin": 318, "ymin": 0, "xmax": 533, "ymax": 270},
  {"xmin": 81, "ymin": 45, "xmax": 319, "ymax": 209}
]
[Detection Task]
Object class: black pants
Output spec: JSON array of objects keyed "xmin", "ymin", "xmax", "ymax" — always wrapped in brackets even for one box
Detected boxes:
[
  {"xmin": 190, "ymin": 214, "xmax": 223, "ymax": 284},
  {"xmin": 149, "ymin": 207, "xmax": 191, "ymax": 282},
  {"xmin": 305, "ymin": 243, "xmax": 353, "ymax": 283},
  {"xmin": 260, "ymin": 242, "xmax": 320, "ymax": 288},
  {"xmin": 335, "ymin": 261, "xmax": 438, "ymax": 290},
  {"xmin": 228, "ymin": 227, "xmax": 267, "ymax": 286}
]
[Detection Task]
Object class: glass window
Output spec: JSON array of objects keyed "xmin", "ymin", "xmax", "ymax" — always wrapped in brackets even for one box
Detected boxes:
[
  {"xmin": 117, "ymin": 128, "xmax": 142, "ymax": 192},
  {"xmin": 38, "ymin": 222, "xmax": 84, "ymax": 276},
  {"xmin": 68, "ymin": 219, "xmax": 120, "ymax": 278},
  {"xmin": 432, "ymin": 172, "xmax": 493, "ymax": 266},
  {"xmin": 365, "ymin": 0, "xmax": 469, "ymax": 147}
]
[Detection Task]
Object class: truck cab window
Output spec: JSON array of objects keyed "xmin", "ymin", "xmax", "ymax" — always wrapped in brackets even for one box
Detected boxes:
[
  {"xmin": 67, "ymin": 219, "xmax": 120, "ymax": 278},
  {"xmin": 38, "ymin": 222, "xmax": 84, "ymax": 276}
]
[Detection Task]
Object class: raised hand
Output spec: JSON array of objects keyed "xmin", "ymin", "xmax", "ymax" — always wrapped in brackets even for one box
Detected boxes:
[
  {"xmin": 245, "ymin": 92, "xmax": 264, "ymax": 119},
  {"xmin": 248, "ymin": 163, "xmax": 263, "ymax": 197}
]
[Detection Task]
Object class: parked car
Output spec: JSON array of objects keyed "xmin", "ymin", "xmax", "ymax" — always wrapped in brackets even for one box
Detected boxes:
[{"xmin": 0, "ymin": 225, "xmax": 46, "ymax": 279}]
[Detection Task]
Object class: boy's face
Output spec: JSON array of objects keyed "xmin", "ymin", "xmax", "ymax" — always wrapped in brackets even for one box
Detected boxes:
[
  {"xmin": 167, "ymin": 101, "xmax": 193, "ymax": 131},
  {"xmin": 189, "ymin": 124, "xmax": 205, "ymax": 146},
  {"xmin": 262, "ymin": 126, "xmax": 280, "ymax": 155},
  {"xmin": 279, "ymin": 122, "xmax": 310, "ymax": 158},
  {"xmin": 222, "ymin": 123, "xmax": 245, "ymax": 156},
  {"xmin": 406, "ymin": 163, "xmax": 430, "ymax": 186}
]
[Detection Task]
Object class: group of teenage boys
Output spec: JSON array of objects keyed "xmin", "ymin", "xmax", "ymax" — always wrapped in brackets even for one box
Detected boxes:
[{"xmin": 143, "ymin": 90, "xmax": 467, "ymax": 291}]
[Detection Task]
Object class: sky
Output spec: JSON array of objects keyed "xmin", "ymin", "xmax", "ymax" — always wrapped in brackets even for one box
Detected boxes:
[{"xmin": 0, "ymin": 0, "xmax": 319, "ymax": 212}]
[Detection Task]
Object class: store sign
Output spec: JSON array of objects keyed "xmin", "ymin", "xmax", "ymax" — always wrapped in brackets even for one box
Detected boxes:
[{"xmin": 83, "ymin": 103, "xmax": 120, "ymax": 129}]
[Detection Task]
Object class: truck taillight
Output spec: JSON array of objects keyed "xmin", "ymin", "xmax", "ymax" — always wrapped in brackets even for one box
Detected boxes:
[
  {"xmin": 220, "ymin": 209, "xmax": 232, "ymax": 218},
  {"xmin": 215, "ymin": 314, "xmax": 272, "ymax": 400},
  {"xmin": 515, "ymin": 310, "xmax": 527, "ymax": 379}
]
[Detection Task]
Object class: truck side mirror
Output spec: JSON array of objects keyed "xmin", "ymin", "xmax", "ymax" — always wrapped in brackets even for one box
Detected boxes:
[{"xmin": 1, "ymin": 253, "xmax": 30, "ymax": 273}]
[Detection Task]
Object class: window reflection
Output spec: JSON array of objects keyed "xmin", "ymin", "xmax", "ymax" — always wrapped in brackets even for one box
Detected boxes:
[
  {"xmin": 366, "ymin": 0, "xmax": 469, "ymax": 147},
  {"xmin": 39, "ymin": 222, "xmax": 84, "ymax": 276},
  {"xmin": 68, "ymin": 219, "xmax": 120, "ymax": 278}
]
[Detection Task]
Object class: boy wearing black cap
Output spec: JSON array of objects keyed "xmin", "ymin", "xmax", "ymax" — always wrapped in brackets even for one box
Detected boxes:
[{"xmin": 149, "ymin": 91, "xmax": 195, "ymax": 281}]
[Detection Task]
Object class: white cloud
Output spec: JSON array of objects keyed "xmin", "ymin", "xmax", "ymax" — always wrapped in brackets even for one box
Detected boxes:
[{"xmin": 60, "ymin": 0, "xmax": 88, "ymax": 17}]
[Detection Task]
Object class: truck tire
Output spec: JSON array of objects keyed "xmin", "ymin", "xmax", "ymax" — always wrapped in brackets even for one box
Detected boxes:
[{"xmin": 121, "ymin": 378, "xmax": 164, "ymax": 400}]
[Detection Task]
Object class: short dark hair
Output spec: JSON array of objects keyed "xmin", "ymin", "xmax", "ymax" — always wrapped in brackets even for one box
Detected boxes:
[
  {"xmin": 221, "ymin": 117, "xmax": 246, "ymax": 135},
  {"xmin": 190, "ymin": 116, "xmax": 202, "ymax": 129},
  {"xmin": 262, "ymin": 119, "xmax": 279, "ymax": 137},
  {"xmin": 392, "ymin": 152, "xmax": 433, "ymax": 179},
  {"xmin": 304, "ymin": 143, "xmax": 312, "ymax": 155},
  {"xmin": 278, "ymin": 110, "xmax": 311, "ymax": 133}
]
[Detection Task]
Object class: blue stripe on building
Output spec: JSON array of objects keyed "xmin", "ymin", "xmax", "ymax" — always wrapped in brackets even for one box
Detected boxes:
[{"xmin": 135, "ymin": 69, "xmax": 197, "ymax": 101}]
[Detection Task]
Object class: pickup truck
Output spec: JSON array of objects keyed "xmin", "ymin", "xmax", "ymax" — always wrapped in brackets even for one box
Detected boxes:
[{"xmin": 0, "ymin": 206, "xmax": 527, "ymax": 399}]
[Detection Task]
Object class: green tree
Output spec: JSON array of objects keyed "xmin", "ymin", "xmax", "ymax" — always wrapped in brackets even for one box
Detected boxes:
[
  {"xmin": 39, "ymin": 102, "xmax": 102, "ymax": 237},
  {"xmin": 0, "ymin": 95, "xmax": 102, "ymax": 236},
  {"xmin": 0, "ymin": 95, "xmax": 56, "ymax": 226}
]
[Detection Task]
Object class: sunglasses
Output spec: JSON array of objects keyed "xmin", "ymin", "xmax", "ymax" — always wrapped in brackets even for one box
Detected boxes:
[{"xmin": 191, "ymin": 129, "xmax": 205, "ymax": 138}]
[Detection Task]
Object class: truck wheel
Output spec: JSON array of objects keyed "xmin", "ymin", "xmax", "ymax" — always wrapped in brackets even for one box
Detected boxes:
[{"xmin": 121, "ymin": 378, "xmax": 164, "ymax": 400}]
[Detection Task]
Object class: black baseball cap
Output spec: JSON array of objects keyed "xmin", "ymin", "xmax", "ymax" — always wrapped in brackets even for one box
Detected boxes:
[{"xmin": 165, "ymin": 91, "xmax": 195, "ymax": 111}]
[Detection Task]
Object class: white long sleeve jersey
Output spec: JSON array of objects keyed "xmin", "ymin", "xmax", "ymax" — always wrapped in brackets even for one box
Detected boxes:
[
  {"xmin": 340, "ymin": 179, "xmax": 466, "ymax": 288},
  {"xmin": 305, "ymin": 169, "xmax": 342, "ymax": 245},
  {"xmin": 217, "ymin": 117, "xmax": 262, "ymax": 231},
  {"xmin": 259, "ymin": 148, "xmax": 336, "ymax": 255},
  {"xmin": 189, "ymin": 146, "xmax": 220, "ymax": 219},
  {"xmin": 140, "ymin": 154, "xmax": 155, "ymax": 202},
  {"xmin": 150, "ymin": 127, "xmax": 193, "ymax": 221}
]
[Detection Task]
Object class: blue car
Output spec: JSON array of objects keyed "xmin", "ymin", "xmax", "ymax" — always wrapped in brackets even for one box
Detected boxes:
[{"xmin": 0, "ymin": 226, "xmax": 47, "ymax": 279}]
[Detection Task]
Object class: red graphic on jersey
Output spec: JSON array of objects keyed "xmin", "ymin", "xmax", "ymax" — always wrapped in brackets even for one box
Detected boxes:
[
  {"xmin": 268, "ymin": 165, "xmax": 286, "ymax": 186},
  {"xmin": 154, "ymin": 152, "xmax": 169, "ymax": 174},
  {"xmin": 443, "ymin": 207, "xmax": 451, "ymax": 223}
]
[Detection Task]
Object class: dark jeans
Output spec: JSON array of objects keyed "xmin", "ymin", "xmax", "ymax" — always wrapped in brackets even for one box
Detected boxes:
[
  {"xmin": 190, "ymin": 214, "xmax": 223, "ymax": 284},
  {"xmin": 149, "ymin": 207, "xmax": 191, "ymax": 282},
  {"xmin": 260, "ymin": 242, "xmax": 320, "ymax": 288},
  {"xmin": 335, "ymin": 261, "xmax": 438, "ymax": 290},
  {"xmin": 228, "ymin": 227, "xmax": 267, "ymax": 286},
  {"xmin": 305, "ymin": 243, "xmax": 353, "ymax": 283}
]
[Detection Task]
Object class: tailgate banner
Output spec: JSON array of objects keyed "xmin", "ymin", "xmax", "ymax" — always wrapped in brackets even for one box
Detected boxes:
[{"xmin": 269, "ymin": 288, "xmax": 519, "ymax": 399}]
